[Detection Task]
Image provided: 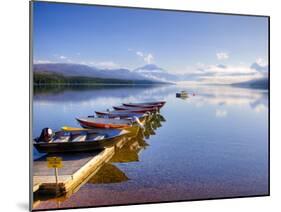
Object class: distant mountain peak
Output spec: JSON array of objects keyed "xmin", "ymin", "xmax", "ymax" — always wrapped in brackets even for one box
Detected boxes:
[
  {"xmin": 134, "ymin": 64, "xmax": 179, "ymax": 82},
  {"xmin": 140, "ymin": 64, "xmax": 163, "ymax": 70},
  {"xmin": 134, "ymin": 64, "xmax": 166, "ymax": 73}
]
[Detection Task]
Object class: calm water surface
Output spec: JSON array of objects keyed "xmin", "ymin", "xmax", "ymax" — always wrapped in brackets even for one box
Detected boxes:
[{"xmin": 33, "ymin": 84, "xmax": 268, "ymax": 209}]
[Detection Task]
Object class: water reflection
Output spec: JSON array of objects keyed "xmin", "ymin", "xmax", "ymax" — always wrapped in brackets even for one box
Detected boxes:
[
  {"xmin": 34, "ymin": 84, "xmax": 172, "ymax": 104},
  {"xmin": 33, "ymin": 84, "xmax": 268, "ymax": 112},
  {"xmin": 88, "ymin": 164, "xmax": 129, "ymax": 184},
  {"xmin": 190, "ymin": 85, "xmax": 268, "ymax": 110},
  {"xmin": 33, "ymin": 84, "xmax": 268, "ymax": 210}
]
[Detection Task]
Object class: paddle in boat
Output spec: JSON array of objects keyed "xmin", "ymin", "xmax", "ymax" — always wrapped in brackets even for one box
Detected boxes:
[{"xmin": 33, "ymin": 127, "xmax": 129, "ymax": 153}]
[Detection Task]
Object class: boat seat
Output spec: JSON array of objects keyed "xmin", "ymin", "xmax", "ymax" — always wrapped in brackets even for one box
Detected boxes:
[
  {"xmin": 71, "ymin": 135, "xmax": 87, "ymax": 142},
  {"xmin": 52, "ymin": 136, "xmax": 70, "ymax": 143},
  {"xmin": 94, "ymin": 135, "xmax": 105, "ymax": 141},
  {"xmin": 86, "ymin": 133, "xmax": 106, "ymax": 141}
]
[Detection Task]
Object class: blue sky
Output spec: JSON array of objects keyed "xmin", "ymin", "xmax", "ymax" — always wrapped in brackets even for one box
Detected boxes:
[{"xmin": 33, "ymin": 2, "xmax": 268, "ymax": 83}]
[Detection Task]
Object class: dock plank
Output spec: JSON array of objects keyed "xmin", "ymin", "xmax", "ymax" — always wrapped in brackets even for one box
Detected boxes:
[{"xmin": 33, "ymin": 147, "xmax": 115, "ymax": 194}]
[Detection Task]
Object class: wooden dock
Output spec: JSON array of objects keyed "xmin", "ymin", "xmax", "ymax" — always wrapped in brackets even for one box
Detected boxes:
[
  {"xmin": 33, "ymin": 147, "xmax": 115, "ymax": 195},
  {"xmin": 32, "ymin": 114, "xmax": 164, "ymax": 209},
  {"xmin": 32, "ymin": 130, "xmax": 132, "ymax": 196}
]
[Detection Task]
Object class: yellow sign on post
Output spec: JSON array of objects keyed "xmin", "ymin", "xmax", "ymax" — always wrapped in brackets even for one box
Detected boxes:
[
  {"xmin": 47, "ymin": 157, "xmax": 63, "ymax": 168},
  {"xmin": 47, "ymin": 157, "xmax": 63, "ymax": 191}
]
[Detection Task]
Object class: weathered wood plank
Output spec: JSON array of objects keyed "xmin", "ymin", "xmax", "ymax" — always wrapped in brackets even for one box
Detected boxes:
[
  {"xmin": 33, "ymin": 147, "xmax": 115, "ymax": 194},
  {"xmin": 33, "ymin": 183, "xmax": 41, "ymax": 192}
]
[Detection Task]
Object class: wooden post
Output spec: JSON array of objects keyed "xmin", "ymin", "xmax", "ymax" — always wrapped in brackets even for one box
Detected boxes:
[
  {"xmin": 54, "ymin": 167, "xmax": 59, "ymax": 194},
  {"xmin": 47, "ymin": 157, "xmax": 62, "ymax": 195},
  {"xmin": 55, "ymin": 167, "xmax": 58, "ymax": 185}
]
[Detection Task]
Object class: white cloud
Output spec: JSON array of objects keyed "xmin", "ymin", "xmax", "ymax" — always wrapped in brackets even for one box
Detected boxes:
[
  {"xmin": 215, "ymin": 109, "xmax": 228, "ymax": 117},
  {"xmin": 198, "ymin": 65, "xmax": 262, "ymax": 84},
  {"xmin": 196, "ymin": 62, "xmax": 206, "ymax": 68},
  {"xmin": 256, "ymin": 58, "xmax": 267, "ymax": 66},
  {"xmin": 34, "ymin": 59, "xmax": 52, "ymax": 64},
  {"xmin": 250, "ymin": 58, "xmax": 268, "ymax": 73},
  {"xmin": 216, "ymin": 52, "xmax": 229, "ymax": 60},
  {"xmin": 59, "ymin": 55, "xmax": 67, "ymax": 59},
  {"xmin": 136, "ymin": 51, "xmax": 154, "ymax": 64},
  {"xmin": 34, "ymin": 58, "xmax": 74, "ymax": 64},
  {"xmin": 144, "ymin": 53, "xmax": 154, "ymax": 64},
  {"xmin": 87, "ymin": 61, "xmax": 120, "ymax": 69},
  {"xmin": 34, "ymin": 58, "xmax": 120, "ymax": 69},
  {"xmin": 136, "ymin": 51, "xmax": 144, "ymax": 57},
  {"xmin": 181, "ymin": 61, "xmax": 265, "ymax": 84}
]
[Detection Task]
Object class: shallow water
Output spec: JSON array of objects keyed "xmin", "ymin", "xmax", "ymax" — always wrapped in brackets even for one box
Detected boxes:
[{"xmin": 32, "ymin": 84, "xmax": 268, "ymax": 210}]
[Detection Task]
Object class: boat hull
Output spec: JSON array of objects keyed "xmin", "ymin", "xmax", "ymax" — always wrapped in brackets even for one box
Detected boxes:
[
  {"xmin": 62, "ymin": 125, "xmax": 140, "ymax": 138},
  {"xmin": 34, "ymin": 128, "xmax": 129, "ymax": 153},
  {"xmin": 113, "ymin": 106, "xmax": 158, "ymax": 113},
  {"xmin": 95, "ymin": 111, "xmax": 147, "ymax": 119},
  {"xmin": 122, "ymin": 101, "xmax": 165, "ymax": 108},
  {"xmin": 176, "ymin": 93, "xmax": 188, "ymax": 98},
  {"xmin": 77, "ymin": 118, "xmax": 129, "ymax": 129},
  {"xmin": 76, "ymin": 117, "xmax": 145, "ymax": 134},
  {"xmin": 34, "ymin": 135, "xmax": 127, "ymax": 153}
]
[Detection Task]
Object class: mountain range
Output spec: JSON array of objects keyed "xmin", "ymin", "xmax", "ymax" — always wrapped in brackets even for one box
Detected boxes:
[
  {"xmin": 33, "ymin": 63, "xmax": 269, "ymax": 89},
  {"xmin": 33, "ymin": 63, "xmax": 178, "ymax": 83},
  {"xmin": 232, "ymin": 77, "xmax": 268, "ymax": 89}
]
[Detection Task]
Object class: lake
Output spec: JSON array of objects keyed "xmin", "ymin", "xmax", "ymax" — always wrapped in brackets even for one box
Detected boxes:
[{"xmin": 32, "ymin": 84, "xmax": 269, "ymax": 210}]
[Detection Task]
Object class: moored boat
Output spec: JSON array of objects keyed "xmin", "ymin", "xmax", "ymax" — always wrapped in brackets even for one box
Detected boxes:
[
  {"xmin": 33, "ymin": 127, "xmax": 129, "ymax": 153},
  {"xmin": 176, "ymin": 91, "xmax": 188, "ymax": 98},
  {"xmin": 95, "ymin": 110, "xmax": 148, "ymax": 119},
  {"xmin": 76, "ymin": 116, "xmax": 145, "ymax": 129},
  {"xmin": 61, "ymin": 125, "xmax": 137, "ymax": 135},
  {"xmin": 113, "ymin": 105, "xmax": 159, "ymax": 113},
  {"xmin": 122, "ymin": 101, "xmax": 166, "ymax": 108}
]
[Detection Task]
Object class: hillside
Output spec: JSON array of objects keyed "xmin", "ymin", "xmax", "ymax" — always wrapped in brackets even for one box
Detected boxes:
[
  {"xmin": 33, "ymin": 71, "xmax": 160, "ymax": 85},
  {"xmin": 33, "ymin": 63, "xmax": 178, "ymax": 83},
  {"xmin": 232, "ymin": 78, "xmax": 268, "ymax": 89},
  {"xmin": 34, "ymin": 63, "xmax": 152, "ymax": 81}
]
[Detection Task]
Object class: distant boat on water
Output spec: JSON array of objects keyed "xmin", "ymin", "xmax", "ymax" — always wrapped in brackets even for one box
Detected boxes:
[{"xmin": 176, "ymin": 91, "xmax": 188, "ymax": 98}]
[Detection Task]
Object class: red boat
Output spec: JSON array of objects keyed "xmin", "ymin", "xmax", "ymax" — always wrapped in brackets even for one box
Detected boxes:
[
  {"xmin": 122, "ymin": 101, "xmax": 166, "ymax": 108},
  {"xmin": 95, "ymin": 110, "xmax": 147, "ymax": 119},
  {"xmin": 76, "ymin": 117, "xmax": 132, "ymax": 129},
  {"xmin": 113, "ymin": 105, "xmax": 158, "ymax": 113},
  {"xmin": 76, "ymin": 116, "xmax": 145, "ymax": 130}
]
